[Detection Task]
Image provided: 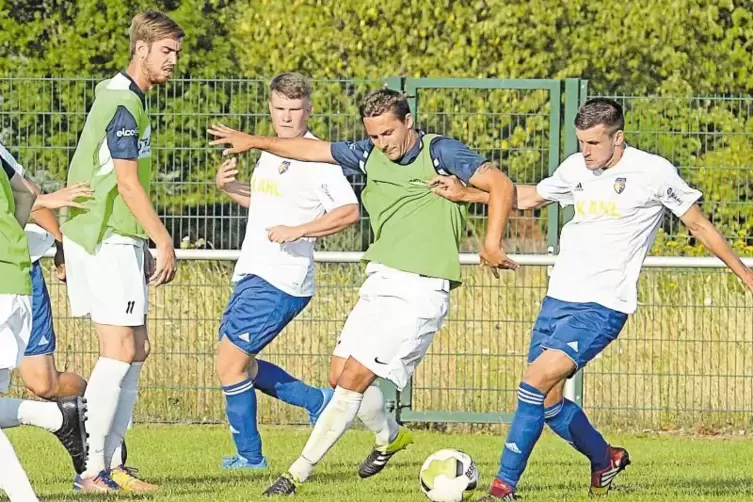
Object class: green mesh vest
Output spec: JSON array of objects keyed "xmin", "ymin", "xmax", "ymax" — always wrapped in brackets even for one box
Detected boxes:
[
  {"xmin": 362, "ymin": 134, "xmax": 467, "ymax": 286},
  {"xmin": 61, "ymin": 74, "xmax": 152, "ymax": 254},
  {"xmin": 0, "ymin": 171, "xmax": 32, "ymax": 295}
]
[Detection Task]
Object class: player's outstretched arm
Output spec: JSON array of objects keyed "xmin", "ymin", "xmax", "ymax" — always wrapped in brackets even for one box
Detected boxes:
[
  {"xmin": 430, "ymin": 177, "xmax": 551, "ymax": 210},
  {"xmin": 114, "ymin": 158, "xmax": 176, "ymax": 286},
  {"xmin": 468, "ymin": 163, "xmax": 518, "ymax": 272},
  {"xmin": 680, "ymin": 204, "xmax": 753, "ymax": 292},
  {"xmin": 208, "ymin": 123, "xmax": 336, "ymax": 164},
  {"xmin": 215, "ymin": 158, "xmax": 251, "ymax": 208}
]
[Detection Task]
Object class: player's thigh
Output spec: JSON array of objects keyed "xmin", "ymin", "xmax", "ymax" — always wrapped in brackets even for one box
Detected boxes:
[
  {"xmin": 18, "ymin": 354, "xmax": 58, "ymax": 399},
  {"xmin": 338, "ymin": 283, "xmax": 449, "ymax": 391},
  {"xmin": 542, "ymin": 300, "xmax": 628, "ymax": 370},
  {"xmin": 218, "ymin": 275, "xmax": 310, "ymax": 357}
]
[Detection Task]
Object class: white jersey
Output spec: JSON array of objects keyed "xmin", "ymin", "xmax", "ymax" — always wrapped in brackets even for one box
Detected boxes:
[
  {"xmin": 538, "ymin": 146, "xmax": 702, "ymax": 314},
  {"xmin": 233, "ymin": 132, "xmax": 358, "ymax": 297}
]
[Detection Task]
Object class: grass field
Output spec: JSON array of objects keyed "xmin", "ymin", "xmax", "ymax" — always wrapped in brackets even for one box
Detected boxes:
[{"xmin": 7, "ymin": 424, "xmax": 753, "ymax": 501}]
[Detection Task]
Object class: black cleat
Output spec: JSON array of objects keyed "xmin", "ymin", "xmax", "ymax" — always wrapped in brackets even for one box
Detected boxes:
[
  {"xmin": 263, "ymin": 473, "xmax": 297, "ymax": 496},
  {"xmin": 52, "ymin": 396, "xmax": 88, "ymax": 474}
]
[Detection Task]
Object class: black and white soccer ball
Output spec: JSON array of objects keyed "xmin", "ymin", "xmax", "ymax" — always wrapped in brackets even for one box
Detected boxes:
[{"xmin": 419, "ymin": 448, "xmax": 479, "ymax": 502}]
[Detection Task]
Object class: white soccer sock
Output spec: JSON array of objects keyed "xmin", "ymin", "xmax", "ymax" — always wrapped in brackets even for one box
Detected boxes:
[
  {"xmin": 0, "ymin": 428, "xmax": 39, "ymax": 501},
  {"xmin": 105, "ymin": 362, "xmax": 142, "ymax": 470},
  {"xmin": 288, "ymin": 386, "xmax": 363, "ymax": 483},
  {"xmin": 81, "ymin": 358, "xmax": 131, "ymax": 478},
  {"xmin": 357, "ymin": 386, "xmax": 399, "ymax": 447},
  {"xmin": 0, "ymin": 398, "xmax": 63, "ymax": 432}
]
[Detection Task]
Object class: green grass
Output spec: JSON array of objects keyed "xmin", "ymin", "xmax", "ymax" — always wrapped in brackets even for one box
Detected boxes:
[{"xmin": 6, "ymin": 425, "xmax": 753, "ymax": 501}]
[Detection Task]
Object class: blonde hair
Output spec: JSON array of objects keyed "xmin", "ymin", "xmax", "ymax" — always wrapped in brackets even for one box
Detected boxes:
[
  {"xmin": 270, "ymin": 73, "xmax": 312, "ymax": 101},
  {"xmin": 129, "ymin": 10, "xmax": 185, "ymax": 57}
]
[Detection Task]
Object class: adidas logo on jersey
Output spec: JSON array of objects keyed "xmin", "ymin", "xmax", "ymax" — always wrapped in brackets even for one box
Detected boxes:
[
  {"xmin": 39, "ymin": 336, "xmax": 49, "ymax": 345},
  {"xmin": 238, "ymin": 333, "xmax": 250, "ymax": 343},
  {"xmin": 575, "ymin": 182, "xmax": 583, "ymax": 191}
]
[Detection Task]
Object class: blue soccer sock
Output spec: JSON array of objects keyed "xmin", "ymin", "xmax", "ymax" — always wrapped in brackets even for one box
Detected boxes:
[
  {"xmin": 545, "ymin": 398, "xmax": 610, "ymax": 470},
  {"xmin": 497, "ymin": 382, "xmax": 546, "ymax": 488},
  {"xmin": 253, "ymin": 359, "xmax": 324, "ymax": 415},
  {"xmin": 222, "ymin": 377, "xmax": 263, "ymax": 463}
]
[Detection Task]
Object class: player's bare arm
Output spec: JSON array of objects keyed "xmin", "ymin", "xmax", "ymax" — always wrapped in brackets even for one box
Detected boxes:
[
  {"xmin": 208, "ymin": 123, "xmax": 336, "ymax": 163},
  {"xmin": 114, "ymin": 158, "xmax": 176, "ymax": 286},
  {"xmin": 680, "ymin": 203, "xmax": 753, "ymax": 292},
  {"xmin": 8, "ymin": 171, "xmax": 36, "ymax": 226},
  {"xmin": 431, "ymin": 176, "xmax": 552, "ymax": 211},
  {"xmin": 467, "ymin": 163, "xmax": 518, "ymax": 272},
  {"xmin": 266, "ymin": 204, "xmax": 360, "ymax": 243},
  {"xmin": 215, "ymin": 157, "xmax": 251, "ymax": 208}
]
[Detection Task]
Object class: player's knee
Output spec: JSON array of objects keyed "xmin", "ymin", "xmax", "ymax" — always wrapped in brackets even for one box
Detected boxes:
[
  {"xmin": 215, "ymin": 352, "xmax": 248, "ymax": 385},
  {"xmin": 328, "ymin": 356, "xmax": 346, "ymax": 388},
  {"xmin": 336, "ymin": 358, "xmax": 376, "ymax": 393},
  {"xmin": 99, "ymin": 329, "xmax": 137, "ymax": 363},
  {"xmin": 25, "ymin": 377, "xmax": 58, "ymax": 401}
]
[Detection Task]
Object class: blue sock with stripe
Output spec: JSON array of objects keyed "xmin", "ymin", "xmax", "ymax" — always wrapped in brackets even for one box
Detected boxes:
[
  {"xmin": 253, "ymin": 359, "xmax": 324, "ymax": 415},
  {"xmin": 222, "ymin": 377, "xmax": 263, "ymax": 463},
  {"xmin": 545, "ymin": 398, "xmax": 610, "ymax": 470},
  {"xmin": 496, "ymin": 382, "xmax": 546, "ymax": 488}
]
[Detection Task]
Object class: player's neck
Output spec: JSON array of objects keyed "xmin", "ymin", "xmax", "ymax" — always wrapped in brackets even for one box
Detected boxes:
[
  {"xmin": 125, "ymin": 62, "xmax": 153, "ymax": 93},
  {"xmin": 603, "ymin": 143, "xmax": 626, "ymax": 169}
]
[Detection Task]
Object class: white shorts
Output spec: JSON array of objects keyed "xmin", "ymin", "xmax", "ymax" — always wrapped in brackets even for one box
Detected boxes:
[
  {"xmin": 333, "ymin": 263, "xmax": 449, "ymax": 390},
  {"xmin": 63, "ymin": 236, "xmax": 147, "ymax": 327},
  {"xmin": 0, "ymin": 294, "xmax": 32, "ymax": 392}
]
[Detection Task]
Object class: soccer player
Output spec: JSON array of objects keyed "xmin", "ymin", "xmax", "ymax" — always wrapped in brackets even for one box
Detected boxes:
[
  {"xmin": 0, "ymin": 143, "xmax": 90, "ymax": 399},
  {"xmin": 60, "ymin": 10, "xmax": 183, "ymax": 492},
  {"xmin": 208, "ymin": 88, "xmax": 518, "ymax": 495},
  {"xmin": 0, "ymin": 142, "xmax": 131, "ymax": 469},
  {"xmin": 429, "ymin": 98, "xmax": 753, "ymax": 500},
  {"xmin": 213, "ymin": 72, "xmax": 360, "ymax": 470},
  {"xmin": 0, "ymin": 151, "xmax": 88, "ymax": 501}
]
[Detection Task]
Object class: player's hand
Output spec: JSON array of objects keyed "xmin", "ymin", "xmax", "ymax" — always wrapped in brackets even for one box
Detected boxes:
[
  {"xmin": 143, "ymin": 241, "xmax": 156, "ymax": 281},
  {"xmin": 150, "ymin": 240, "xmax": 177, "ymax": 286},
  {"xmin": 208, "ymin": 123, "xmax": 255, "ymax": 156},
  {"xmin": 429, "ymin": 175, "xmax": 467, "ymax": 202},
  {"xmin": 479, "ymin": 241, "xmax": 519, "ymax": 278},
  {"xmin": 216, "ymin": 157, "xmax": 238, "ymax": 191},
  {"xmin": 36, "ymin": 182, "xmax": 93, "ymax": 210},
  {"xmin": 53, "ymin": 240, "xmax": 66, "ymax": 282},
  {"xmin": 266, "ymin": 225, "xmax": 305, "ymax": 243}
]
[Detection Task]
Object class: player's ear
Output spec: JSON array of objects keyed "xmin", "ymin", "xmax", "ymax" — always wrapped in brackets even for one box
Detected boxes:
[
  {"xmin": 134, "ymin": 40, "xmax": 149, "ymax": 60},
  {"xmin": 404, "ymin": 112, "xmax": 414, "ymax": 129},
  {"xmin": 613, "ymin": 129, "xmax": 624, "ymax": 146}
]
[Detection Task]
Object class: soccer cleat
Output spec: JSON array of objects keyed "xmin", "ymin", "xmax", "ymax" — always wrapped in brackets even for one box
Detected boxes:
[
  {"xmin": 308, "ymin": 387, "xmax": 334, "ymax": 425},
  {"xmin": 477, "ymin": 478, "xmax": 517, "ymax": 501},
  {"xmin": 221, "ymin": 455, "xmax": 269, "ymax": 470},
  {"xmin": 73, "ymin": 470, "xmax": 121, "ymax": 492},
  {"xmin": 590, "ymin": 445, "xmax": 631, "ymax": 496},
  {"xmin": 262, "ymin": 472, "xmax": 297, "ymax": 496},
  {"xmin": 110, "ymin": 466, "xmax": 159, "ymax": 493},
  {"xmin": 52, "ymin": 396, "xmax": 88, "ymax": 475},
  {"xmin": 358, "ymin": 426, "xmax": 414, "ymax": 478}
]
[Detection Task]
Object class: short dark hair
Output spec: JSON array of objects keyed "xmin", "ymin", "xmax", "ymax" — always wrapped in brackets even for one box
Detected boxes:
[
  {"xmin": 359, "ymin": 89, "xmax": 410, "ymax": 121},
  {"xmin": 269, "ymin": 72, "xmax": 311, "ymax": 100},
  {"xmin": 574, "ymin": 98, "xmax": 624, "ymax": 134}
]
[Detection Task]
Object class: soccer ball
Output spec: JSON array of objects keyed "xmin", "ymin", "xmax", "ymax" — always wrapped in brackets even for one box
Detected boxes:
[{"xmin": 419, "ymin": 448, "xmax": 479, "ymax": 502}]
